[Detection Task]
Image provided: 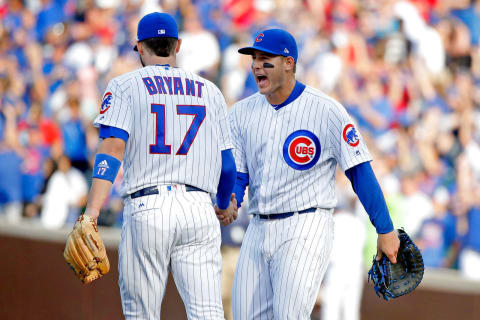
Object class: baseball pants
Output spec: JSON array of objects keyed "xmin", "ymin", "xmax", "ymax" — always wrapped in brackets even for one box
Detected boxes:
[
  {"xmin": 232, "ymin": 208, "xmax": 334, "ymax": 319},
  {"xmin": 118, "ymin": 188, "xmax": 224, "ymax": 319}
]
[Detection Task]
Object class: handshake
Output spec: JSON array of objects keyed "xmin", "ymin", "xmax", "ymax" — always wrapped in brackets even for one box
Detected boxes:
[{"xmin": 215, "ymin": 194, "xmax": 238, "ymax": 226}]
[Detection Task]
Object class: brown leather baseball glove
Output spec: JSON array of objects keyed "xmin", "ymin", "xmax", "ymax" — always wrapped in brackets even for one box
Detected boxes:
[{"xmin": 63, "ymin": 215, "xmax": 110, "ymax": 284}]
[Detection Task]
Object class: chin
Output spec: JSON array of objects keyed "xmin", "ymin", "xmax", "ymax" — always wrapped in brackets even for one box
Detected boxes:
[{"xmin": 257, "ymin": 85, "xmax": 271, "ymax": 95}]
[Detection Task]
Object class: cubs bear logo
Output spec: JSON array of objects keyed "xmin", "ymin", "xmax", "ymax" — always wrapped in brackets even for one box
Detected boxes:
[
  {"xmin": 255, "ymin": 33, "xmax": 264, "ymax": 42},
  {"xmin": 100, "ymin": 92, "xmax": 113, "ymax": 114},
  {"xmin": 283, "ymin": 130, "xmax": 321, "ymax": 170},
  {"xmin": 343, "ymin": 124, "xmax": 359, "ymax": 147}
]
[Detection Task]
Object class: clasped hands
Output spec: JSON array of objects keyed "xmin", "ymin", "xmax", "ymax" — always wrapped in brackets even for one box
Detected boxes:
[{"xmin": 215, "ymin": 194, "xmax": 238, "ymax": 226}]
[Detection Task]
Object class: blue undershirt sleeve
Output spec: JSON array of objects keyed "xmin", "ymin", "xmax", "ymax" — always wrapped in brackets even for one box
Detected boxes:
[
  {"xmin": 233, "ymin": 172, "xmax": 249, "ymax": 208},
  {"xmin": 99, "ymin": 125, "xmax": 129, "ymax": 142},
  {"xmin": 345, "ymin": 161, "xmax": 394, "ymax": 234},
  {"xmin": 216, "ymin": 149, "xmax": 237, "ymax": 210}
]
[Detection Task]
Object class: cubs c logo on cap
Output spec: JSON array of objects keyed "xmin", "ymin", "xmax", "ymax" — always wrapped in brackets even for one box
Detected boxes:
[
  {"xmin": 100, "ymin": 92, "xmax": 112, "ymax": 114},
  {"xmin": 255, "ymin": 33, "xmax": 264, "ymax": 42},
  {"xmin": 283, "ymin": 130, "xmax": 321, "ymax": 170},
  {"xmin": 343, "ymin": 124, "xmax": 359, "ymax": 147}
]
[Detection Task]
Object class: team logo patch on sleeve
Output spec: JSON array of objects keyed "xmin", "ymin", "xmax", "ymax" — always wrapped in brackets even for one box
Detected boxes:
[
  {"xmin": 100, "ymin": 92, "xmax": 113, "ymax": 114},
  {"xmin": 283, "ymin": 130, "xmax": 321, "ymax": 170},
  {"xmin": 343, "ymin": 124, "xmax": 359, "ymax": 147}
]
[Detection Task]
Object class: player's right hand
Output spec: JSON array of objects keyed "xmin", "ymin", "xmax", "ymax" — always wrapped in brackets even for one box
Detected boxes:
[
  {"xmin": 215, "ymin": 194, "xmax": 238, "ymax": 226},
  {"xmin": 376, "ymin": 230, "xmax": 400, "ymax": 264}
]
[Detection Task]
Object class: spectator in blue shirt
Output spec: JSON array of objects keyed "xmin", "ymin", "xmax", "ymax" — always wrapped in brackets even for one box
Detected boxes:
[
  {"xmin": 0, "ymin": 149, "xmax": 23, "ymax": 222},
  {"xmin": 35, "ymin": 0, "xmax": 66, "ymax": 41},
  {"xmin": 417, "ymin": 187, "xmax": 457, "ymax": 268},
  {"xmin": 458, "ymin": 207, "xmax": 480, "ymax": 280},
  {"xmin": 60, "ymin": 96, "xmax": 89, "ymax": 172}
]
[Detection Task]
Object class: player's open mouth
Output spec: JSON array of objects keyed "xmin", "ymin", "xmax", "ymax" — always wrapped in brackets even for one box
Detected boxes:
[{"xmin": 256, "ymin": 75, "xmax": 268, "ymax": 87}]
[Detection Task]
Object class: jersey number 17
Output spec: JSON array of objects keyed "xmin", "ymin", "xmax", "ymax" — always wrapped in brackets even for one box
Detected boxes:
[{"xmin": 150, "ymin": 104, "xmax": 206, "ymax": 155}]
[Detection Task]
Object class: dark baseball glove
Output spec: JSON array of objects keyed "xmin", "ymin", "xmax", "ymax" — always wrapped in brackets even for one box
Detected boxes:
[
  {"xmin": 368, "ymin": 229, "xmax": 424, "ymax": 301},
  {"xmin": 64, "ymin": 215, "xmax": 110, "ymax": 284}
]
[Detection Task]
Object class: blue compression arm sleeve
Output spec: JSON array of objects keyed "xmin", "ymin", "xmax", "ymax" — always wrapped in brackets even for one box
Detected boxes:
[
  {"xmin": 345, "ymin": 162, "xmax": 394, "ymax": 234},
  {"xmin": 216, "ymin": 149, "xmax": 237, "ymax": 210},
  {"xmin": 99, "ymin": 125, "xmax": 129, "ymax": 142},
  {"xmin": 233, "ymin": 172, "xmax": 249, "ymax": 208}
]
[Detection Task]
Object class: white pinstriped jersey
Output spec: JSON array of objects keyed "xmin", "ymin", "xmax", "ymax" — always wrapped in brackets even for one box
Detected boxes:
[
  {"xmin": 94, "ymin": 65, "xmax": 233, "ymax": 196},
  {"xmin": 229, "ymin": 85, "xmax": 372, "ymax": 214}
]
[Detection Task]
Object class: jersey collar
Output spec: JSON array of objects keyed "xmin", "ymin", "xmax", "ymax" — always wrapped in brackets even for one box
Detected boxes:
[{"xmin": 270, "ymin": 81, "xmax": 306, "ymax": 111}]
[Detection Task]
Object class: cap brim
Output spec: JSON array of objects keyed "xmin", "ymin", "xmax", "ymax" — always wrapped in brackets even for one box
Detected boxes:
[{"xmin": 238, "ymin": 46, "xmax": 282, "ymax": 57}]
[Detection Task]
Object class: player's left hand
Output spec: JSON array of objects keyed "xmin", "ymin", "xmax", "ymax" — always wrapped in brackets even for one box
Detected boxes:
[
  {"xmin": 84, "ymin": 207, "xmax": 100, "ymax": 221},
  {"xmin": 63, "ymin": 214, "xmax": 110, "ymax": 284},
  {"xmin": 376, "ymin": 230, "xmax": 400, "ymax": 264},
  {"xmin": 215, "ymin": 194, "xmax": 238, "ymax": 226}
]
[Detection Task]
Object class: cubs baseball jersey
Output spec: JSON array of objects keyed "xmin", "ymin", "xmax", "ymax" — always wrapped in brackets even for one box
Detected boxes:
[
  {"xmin": 229, "ymin": 84, "xmax": 372, "ymax": 214},
  {"xmin": 94, "ymin": 65, "xmax": 233, "ymax": 196}
]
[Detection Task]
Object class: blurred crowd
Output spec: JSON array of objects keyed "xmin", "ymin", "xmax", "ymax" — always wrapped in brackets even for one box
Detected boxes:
[{"xmin": 1, "ymin": 0, "xmax": 480, "ymax": 285}]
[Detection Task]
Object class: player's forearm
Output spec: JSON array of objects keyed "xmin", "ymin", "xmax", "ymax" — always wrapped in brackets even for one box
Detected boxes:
[
  {"xmin": 85, "ymin": 137, "xmax": 125, "ymax": 219},
  {"xmin": 216, "ymin": 149, "xmax": 237, "ymax": 210},
  {"xmin": 85, "ymin": 179, "xmax": 115, "ymax": 219},
  {"xmin": 345, "ymin": 161, "xmax": 394, "ymax": 234},
  {"xmin": 233, "ymin": 172, "xmax": 249, "ymax": 208}
]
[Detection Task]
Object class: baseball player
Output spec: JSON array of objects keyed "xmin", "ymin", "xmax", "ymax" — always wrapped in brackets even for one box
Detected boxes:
[
  {"xmin": 229, "ymin": 29, "xmax": 400, "ymax": 319},
  {"xmin": 83, "ymin": 12, "xmax": 237, "ymax": 319}
]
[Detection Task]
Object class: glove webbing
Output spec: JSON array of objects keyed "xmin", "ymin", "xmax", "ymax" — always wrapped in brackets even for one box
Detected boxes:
[{"xmin": 368, "ymin": 256, "xmax": 394, "ymax": 301}]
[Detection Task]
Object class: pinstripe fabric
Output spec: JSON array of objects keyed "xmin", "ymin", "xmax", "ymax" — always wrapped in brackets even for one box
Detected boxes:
[
  {"xmin": 229, "ymin": 85, "xmax": 371, "ymax": 318},
  {"xmin": 94, "ymin": 65, "xmax": 233, "ymax": 196},
  {"xmin": 102, "ymin": 65, "xmax": 230, "ymax": 319},
  {"xmin": 232, "ymin": 209, "xmax": 334, "ymax": 319},
  {"xmin": 228, "ymin": 86, "xmax": 372, "ymax": 215},
  {"xmin": 119, "ymin": 190, "xmax": 224, "ymax": 319}
]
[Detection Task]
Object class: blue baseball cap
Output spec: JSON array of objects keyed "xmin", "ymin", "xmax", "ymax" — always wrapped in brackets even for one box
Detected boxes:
[
  {"xmin": 134, "ymin": 12, "xmax": 178, "ymax": 51},
  {"xmin": 238, "ymin": 29, "xmax": 298, "ymax": 63}
]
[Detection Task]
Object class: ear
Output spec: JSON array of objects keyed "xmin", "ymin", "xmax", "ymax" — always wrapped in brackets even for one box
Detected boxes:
[
  {"xmin": 176, "ymin": 39, "xmax": 182, "ymax": 54},
  {"xmin": 284, "ymin": 56, "xmax": 295, "ymax": 72},
  {"xmin": 137, "ymin": 42, "xmax": 144, "ymax": 55}
]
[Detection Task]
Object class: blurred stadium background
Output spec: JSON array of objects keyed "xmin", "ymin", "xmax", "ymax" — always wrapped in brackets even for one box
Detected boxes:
[{"xmin": 0, "ymin": 0, "xmax": 479, "ymax": 319}]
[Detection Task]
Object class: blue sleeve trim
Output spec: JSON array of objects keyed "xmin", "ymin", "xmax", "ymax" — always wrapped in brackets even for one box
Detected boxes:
[
  {"xmin": 216, "ymin": 149, "xmax": 237, "ymax": 210},
  {"xmin": 345, "ymin": 162, "xmax": 394, "ymax": 234},
  {"xmin": 234, "ymin": 172, "xmax": 249, "ymax": 208},
  {"xmin": 92, "ymin": 153, "xmax": 121, "ymax": 183},
  {"xmin": 99, "ymin": 125, "xmax": 129, "ymax": 142}
]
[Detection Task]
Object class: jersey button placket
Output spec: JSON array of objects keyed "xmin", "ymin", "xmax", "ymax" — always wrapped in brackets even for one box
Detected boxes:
[
  {"xmin": 257, "ymin": 110, "xmax": 274, "ymax": 212},
  {"xmin": 271, "ymin": 115, "xmax": 285, "ymax": 213},
  {"xmin": 262, "ymin": 110, "xmax": 279, "ymax": 213}
]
